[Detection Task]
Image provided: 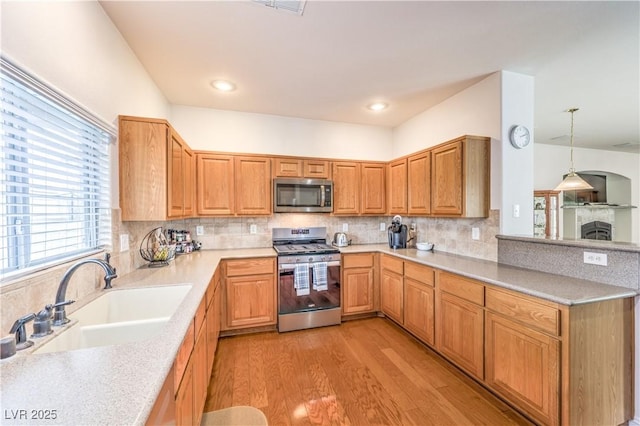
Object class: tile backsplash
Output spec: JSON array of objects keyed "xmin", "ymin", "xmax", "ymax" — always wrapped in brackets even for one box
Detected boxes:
[
  {"xmin": 121, "ymin": 209, "xmax": 500, "ymax": 269},
  {"xmin": 1, "ymin": 209, "xmax": 499, "ymax": 332}
]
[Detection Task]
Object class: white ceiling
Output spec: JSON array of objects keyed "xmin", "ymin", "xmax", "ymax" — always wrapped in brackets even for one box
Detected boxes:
[{"xmin": 100, "ymin": 0, "xmax": 639, "ymax": 153}]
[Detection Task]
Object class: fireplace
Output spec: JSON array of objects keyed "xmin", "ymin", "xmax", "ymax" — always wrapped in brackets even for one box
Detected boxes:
[{"xmin": 581, "ymin": 221, "xmax": 612, "ymax": 241}]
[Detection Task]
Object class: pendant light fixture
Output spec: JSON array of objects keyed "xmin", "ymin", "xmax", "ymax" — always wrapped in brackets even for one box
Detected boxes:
[{"xmin": 554, "ymin": 108, "xmax": 594, "ymax": 191}]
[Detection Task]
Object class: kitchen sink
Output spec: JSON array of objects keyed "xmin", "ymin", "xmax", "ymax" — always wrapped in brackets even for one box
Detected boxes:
[{"xmin": 34, "ymin": 284, "xmax": 192, "ymax": 354}]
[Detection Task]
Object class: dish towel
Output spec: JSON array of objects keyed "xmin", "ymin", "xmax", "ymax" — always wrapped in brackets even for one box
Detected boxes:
[
  {"xmin": 294, "ymin": 263, "xmax": 310, "ymax": 296},
  {"xmin": 313, "ymin": 262, "xmax": 328, "ymax": 291}
]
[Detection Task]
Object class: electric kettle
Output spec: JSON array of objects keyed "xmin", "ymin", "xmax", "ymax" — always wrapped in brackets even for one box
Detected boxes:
[{"xmin": 332, "ymin": 232, "xmax": 349, "ymax": 247}]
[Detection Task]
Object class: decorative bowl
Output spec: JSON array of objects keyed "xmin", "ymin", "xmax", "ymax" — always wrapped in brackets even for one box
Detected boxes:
[{"xmin": 416, "ymin": 242, "xmax": 434, "ymax": 251}]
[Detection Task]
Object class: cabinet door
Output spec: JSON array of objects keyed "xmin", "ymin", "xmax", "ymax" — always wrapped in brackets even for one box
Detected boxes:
[
  {"xmin": 192, "ymin": 325, "xmax": 208, "ymax": 424},
  {"xmin": 118, "ymin": 118, "xmax": 169, "ymax": 221},
  {"xmin": 196, "ymin": 154, "xmax": 235, "ymax": 215},
  {"xmin": 175, "ymin": 357, "xmax": 194, "ymax": 426},
  {"xmin": 168, "ymin": 131, "xmax": 186, "ymax": 218},
  {"xmin": 235, "ymin": 156, "xmax": 272, "ymax": 215},
  {"xmin": 431, "ymin": 141, "xmax": 463, "ymax": 216},
  {"xmin": 225, "ymin": 274, "xmax": 276, "ymax": 328},
  {"xmin": 404, "ymin": 278, "xmax": 435, "ymax": 346},
  {"xmin": 407, "ymin": 151, "xmax": 431, "ymax": 215},
  {"xmin": 380, "ymin": 269, "xmax": 403, "ymax": 324},
  {"xmin": 361, "ymin": 163, "xmax": 386, "ymax": 214},
  {"xmin": 303, "ymin": 160, "xmax": 330, "ymax": 178},
  {"xmin": 342, "ymin": 267, "xmax": 375, "ymax": 315},
  {"xmin": 183, "ymin": 147, "xmax": 195, "ymax": 217},
  {"xmin": 273, "ymin": 158, "xmax": 303, "ymax": 177},
  {"xmin": 387, "ymin": 159, "xmax": 407, "ymax": 214},
  {"xmin": 485, "ymin": 312, "xmax": 559, "ymax": 426},
  {"xmin": 146, "ymin": 365, "xmax": 176, "ymax": 426},
  {"xmin": 436, "ymin": 292, "xmax": 484, "ymax": 379},
  {"xmin": 332, "ymin": 162, "xmax": 360, "ymax": 215}
]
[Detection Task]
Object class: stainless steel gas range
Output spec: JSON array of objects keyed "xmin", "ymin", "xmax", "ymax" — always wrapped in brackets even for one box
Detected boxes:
[{"xmin": 272, "ymin": 227, "xmax": 341, "ymax": 332}]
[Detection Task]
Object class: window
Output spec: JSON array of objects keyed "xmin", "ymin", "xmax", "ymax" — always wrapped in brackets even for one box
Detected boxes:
[{"xmin": 0, "ymin": 58, "xmax": 114, "ymax": 282}]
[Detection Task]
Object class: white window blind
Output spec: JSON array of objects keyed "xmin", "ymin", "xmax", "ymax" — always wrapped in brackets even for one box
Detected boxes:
[{"xmin": 0, "ymin": 58, "xmax": 114, "ymax": 281}]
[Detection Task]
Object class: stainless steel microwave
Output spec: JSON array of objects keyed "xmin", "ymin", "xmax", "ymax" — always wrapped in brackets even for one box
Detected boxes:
[{"xmin": 273, "ymin": 178, "xmax": 333, "ymax": 213}]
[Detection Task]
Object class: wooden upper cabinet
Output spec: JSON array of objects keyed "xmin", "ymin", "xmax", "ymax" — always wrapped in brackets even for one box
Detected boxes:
[
  {"xmin": 183, "ymin": 147, "xmax": 195, "ymax": 217},
  {"xmin": 235, "ymin": 156, "xmax": 272, "ymax": 215},
  {"xmin": 119, "ymin": 116, "xmax": 193, "ymax": 221},
  {"xmin": 333, "ymin": 161, "xmax": 385, "ymax": 215},
  {"xmin": 168, "ymin": 130, "xmax": 192, "ymax": 219},
  {"xmin": 196, "ymin": 153, "xmax": 235, "ymax": 216},
  {"xmin": 431, "ymin": 135, "xmax": 490, "ymax": 218},
  {"xmin": 273, "ymin": 157, "xmax": 330, "ymax": 179},
  {"xmin": 361, "ymin": 163, "xmax": 386, "ymax": 215},
  {"xmin": 304, "ymin": 159, "xmax": 330, "ymax": 179},
  {"xmin": 407, "ymin": 151, "xmax": 431, "ymax": 215},
  {"xmin": 332, "ymin": 162, "xmax": 360, "ymax": 215},
  {"xmin": 387, "ymin": 159, "xmax": 407, "ymax": 214},
  {"xmin": 431, "ymin": 140, "xmax": 463, "ymax": 216},
  {"xmin": 273, "ymin": 158, "xmax": 303, "ymax": 178}
]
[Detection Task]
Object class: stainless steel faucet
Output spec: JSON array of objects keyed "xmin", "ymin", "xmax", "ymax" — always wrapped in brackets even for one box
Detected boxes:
[{"xmin": 53, "ymin": 254, "xmax": 117, "ymax": 326}]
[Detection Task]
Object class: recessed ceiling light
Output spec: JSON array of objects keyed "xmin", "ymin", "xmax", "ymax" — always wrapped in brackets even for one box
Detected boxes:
[
  {"xmin": 211, "ymin": 80, "xmax": 236, "ymax": 92},
  {"xmin": 367, "ymin": 102, "xmax": 388, "ymax": 111}
]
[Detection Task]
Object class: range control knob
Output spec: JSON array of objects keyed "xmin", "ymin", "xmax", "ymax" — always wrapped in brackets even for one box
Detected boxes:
[{"xmin": 308, "ymin": 257, "xmax": 313, "ymax": 263}]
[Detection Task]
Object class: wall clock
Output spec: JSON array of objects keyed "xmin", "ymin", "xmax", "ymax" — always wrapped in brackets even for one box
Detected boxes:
[{"xmin": 509, "ymin": 125, "xmax": 531, "ymax": 149}]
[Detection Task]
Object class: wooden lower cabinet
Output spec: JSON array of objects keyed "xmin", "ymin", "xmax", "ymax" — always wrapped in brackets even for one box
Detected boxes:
[
  {"xmin": 403, "ymin": 262, "xmax": 435, "ymax": 345},
  {"xmin": 342, "ymin": 253, "xmax": 376, "ymax": 315},
  {"xmin": 206, "ymin": 273, "xmax": 221, "ymax": 377},
  {"xmin": 223, "ymin": 258, "xmax": 276, "ymax": 330},
  {"xmin": 148, "ymin": 268, "xmax": 223, "ymax": 426},
  {"xmin": 175, "ymin": 356, "xmax": 195, "ymax": 426},
  {"xmin": 481, "ymin": 283, "xmax": 631, "ymax": 426},
  {"xmin": 436, "ymin": 291, "xmax": 484, "ymax": 380},
  {"xmin": 380, "ymin": 255, "xmax": 404, "ymax": 324},
  {"xmin": 435, "ymin": 270, "xmax": 485, "ymax": 380},
  {"xmin": 192, "ymin": 316, "xmax": 208, "ymax": 425},
  {"xmin": 485, "ymin": 312, "xmax": 559, "ymax": 425}
]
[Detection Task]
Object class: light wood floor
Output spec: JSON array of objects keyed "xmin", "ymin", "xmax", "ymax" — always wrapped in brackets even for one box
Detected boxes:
[{"xmin": 204, "ymin": 318, "xmax": 533, "ymax": 425}]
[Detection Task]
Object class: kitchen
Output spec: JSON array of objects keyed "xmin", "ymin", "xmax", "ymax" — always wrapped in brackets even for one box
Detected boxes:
[{"xmin": 1, "ymin": 1, "xmax": 639, "ymax": 425}]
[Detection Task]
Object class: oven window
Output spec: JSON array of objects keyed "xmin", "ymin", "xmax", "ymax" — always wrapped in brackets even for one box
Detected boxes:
[{"xmin": 279, "ymin": 264, "xmax": 340, "ymax": 314}]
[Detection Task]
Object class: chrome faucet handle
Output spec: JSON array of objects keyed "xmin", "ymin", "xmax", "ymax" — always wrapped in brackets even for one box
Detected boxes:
[
  {"xmin": 32, "ymin": 300, "xmax": 75, "ymax": 338},
  {"xmin": 9, "ymin": 313, "xmax": 36, "ymax": 350}
]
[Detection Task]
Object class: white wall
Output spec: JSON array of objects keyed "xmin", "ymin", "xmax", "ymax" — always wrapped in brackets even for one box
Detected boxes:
[
  {"xmin": 393, "ymin": 72, "xmax": 502, "ymax": 210},
  {"xmin": 170, "ymin": 105, "xmax": 393, "ymax": 161},
  {"xmin": 0, "ymin": 1, "xmax": 169, "ymax": 125},
  {"xmin": 535, "ymin": 144, "xmax": 640, "ymax": 242},
  {"xmin": 500, "ymin": 71, "xmax": 535, "ymax": 236},
  {"xmin": 392, "ymin": 71, "xmax": 535, "ymax": 237}
]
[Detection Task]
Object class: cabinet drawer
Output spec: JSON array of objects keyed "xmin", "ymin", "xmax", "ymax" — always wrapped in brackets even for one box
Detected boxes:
[
  {"xmin": 404, "ymin": 262, "xmax": 435, "ymax": 287},
  {"xmin": 438, "ymin": 271, "xmax": 484, "ymax": 306},
  {"xmin": 486, "ymin": 288, "xmax": 560, "ymax": 336},
  {"xmin": 343, "ymin": 253, "xmax": 374, "ymax": 269},
  {"xmin": 225, "ymin": 258, "xmax": 275, "ymax": 276},
  {"xmin": 381, "ymin": 255, "xmax": 404, "ymax": 275}
]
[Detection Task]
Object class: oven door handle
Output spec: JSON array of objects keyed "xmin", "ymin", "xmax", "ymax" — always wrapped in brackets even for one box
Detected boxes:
[{"xmin": 279, "ymin": 260, "xmax": 340, "ymax": 270}]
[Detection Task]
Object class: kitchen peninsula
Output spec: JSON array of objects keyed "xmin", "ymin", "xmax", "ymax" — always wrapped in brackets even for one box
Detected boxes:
[{"xmin": 1, "ymin": 244, "xmax": 635, "ymax": 426}]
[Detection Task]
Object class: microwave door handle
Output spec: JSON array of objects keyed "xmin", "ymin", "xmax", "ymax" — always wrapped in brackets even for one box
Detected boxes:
[{"xmin": 320, "ymin": 185, "xmax": 325, "ymax": 207}]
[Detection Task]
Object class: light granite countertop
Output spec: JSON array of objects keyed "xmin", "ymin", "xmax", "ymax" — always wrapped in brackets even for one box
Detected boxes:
[
  {"xmin": 1, "ymin": 245, "xmax": 635, "ymax": 425},
  {"xmin": 0, "ymin": 248, "xmax": 275, "ymax": 426},
  {"xmin": 343, "ymin": 244, "xmax": 637, "ymax": 305}
]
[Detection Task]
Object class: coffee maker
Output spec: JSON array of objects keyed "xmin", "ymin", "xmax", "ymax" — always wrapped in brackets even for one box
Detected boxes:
[{"xmin": 388, "ymin": 215, "xmax": 408, "ymax": 249}]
